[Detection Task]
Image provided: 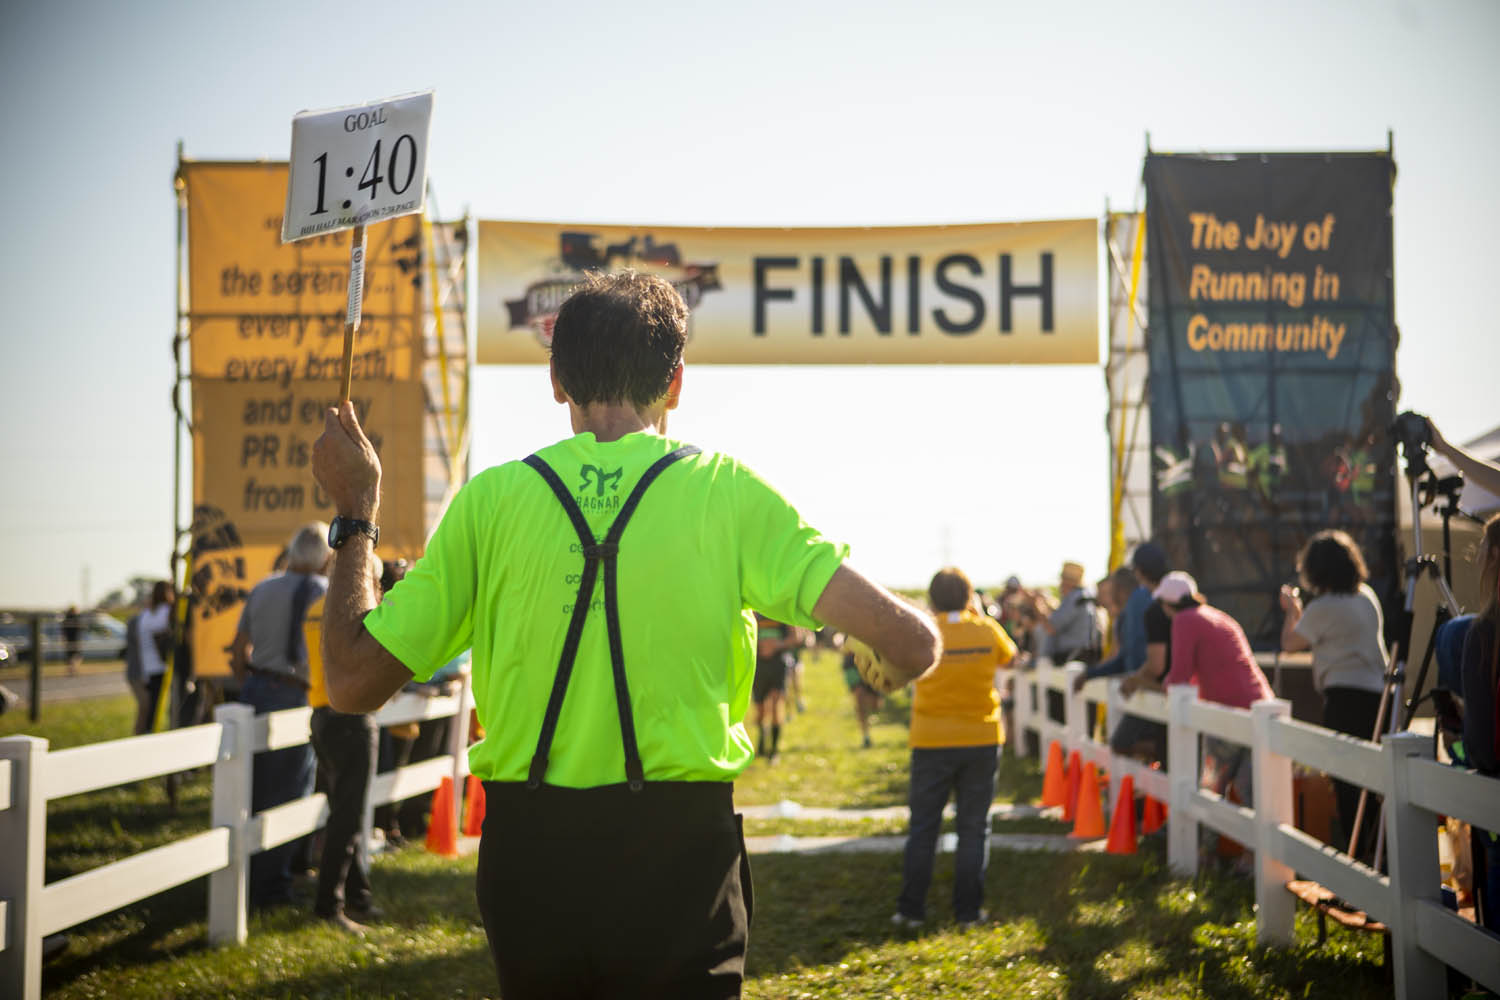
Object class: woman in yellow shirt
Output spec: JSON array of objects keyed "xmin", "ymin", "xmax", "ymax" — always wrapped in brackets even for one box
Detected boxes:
[{"xmin": 893, "ymin": 567, "xmax": 1016, "ymax": 929}]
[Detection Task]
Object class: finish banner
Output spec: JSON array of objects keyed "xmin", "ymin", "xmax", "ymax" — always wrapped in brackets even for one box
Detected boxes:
[
  {"xmin": 478, "ymin": 219, "xmax": 1098, "ymax": 364},
  {"xmin": 183, "ymin": 161, "xmax": 428, "ymax": 675},
  {"xmin": 1144, "ymin": 152, "xmax": 1398, "ymax": 646}
]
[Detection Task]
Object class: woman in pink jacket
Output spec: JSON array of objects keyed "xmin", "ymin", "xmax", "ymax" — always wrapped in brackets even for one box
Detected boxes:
[{"xmin": 1156, "ymin": 571, "xmax": 1273, "ymax": 830}]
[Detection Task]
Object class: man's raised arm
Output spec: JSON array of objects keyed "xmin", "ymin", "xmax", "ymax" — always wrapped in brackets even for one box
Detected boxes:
[
  {"xmin": 813, "ymin": 563, "xmax": 941, "ymax": 687},
  {"xmin": 313, "ymin": 402, "xmax": 413, "ymax": 713}
]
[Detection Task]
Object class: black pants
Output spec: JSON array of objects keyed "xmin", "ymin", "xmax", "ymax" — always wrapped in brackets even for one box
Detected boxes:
[
  {"xmin": 309, "ymin": 707, "xmax": 377, "ymax": 915},
  {"xmin": 476, "ymin": 781, "xmax": 752, "ymax": 1000},
  {"xmin": 376, "ymin": 717, "xmax": 449, "ymax": 838},
  {"xmin": 1323, "ymin": 686, "xmax": 1383, "ymax": 863}
]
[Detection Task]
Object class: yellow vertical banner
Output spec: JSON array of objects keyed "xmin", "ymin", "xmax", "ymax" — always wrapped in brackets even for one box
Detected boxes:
[{"xmin": 183, "ymin": 162, "xmax": 428, "ymax": 676}]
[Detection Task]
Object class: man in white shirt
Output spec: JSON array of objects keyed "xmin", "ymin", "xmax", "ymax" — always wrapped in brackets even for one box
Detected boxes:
[{"xmin": 131, "ymin": 581, "xmax": 175, "ymax": 735}]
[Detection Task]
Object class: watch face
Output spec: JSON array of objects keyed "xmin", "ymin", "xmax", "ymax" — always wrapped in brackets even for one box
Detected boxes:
[{"xmin": 329, "ymin": 517, "xmax": 376, "ymax": 549}]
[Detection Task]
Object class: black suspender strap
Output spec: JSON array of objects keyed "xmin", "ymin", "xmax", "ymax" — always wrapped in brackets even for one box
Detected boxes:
[{"xmin": 522, "ymin": 445, "xmax": 701, "ymax": 791}]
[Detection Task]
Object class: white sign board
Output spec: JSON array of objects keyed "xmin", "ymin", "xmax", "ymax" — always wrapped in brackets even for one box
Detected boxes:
[{"xmin": 281, "ymin": 90, "xmax": 434, "ymax": 243}]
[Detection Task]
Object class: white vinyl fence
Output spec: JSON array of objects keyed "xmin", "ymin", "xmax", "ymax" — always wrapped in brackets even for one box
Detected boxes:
[
  {"xmin": 0, "ymin": 676, "xmax": 473, "ymax": 1000},
  {"xmin": 1012, "ymin": 659, "xmax": 1500, "ymax": 1000}
]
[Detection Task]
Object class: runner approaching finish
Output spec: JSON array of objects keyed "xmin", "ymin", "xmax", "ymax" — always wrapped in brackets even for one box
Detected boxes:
[
  {"xmin": 312, "ymin": 271, "xmax": 940, "ymax": 1000},
  {"xmin": 842, "ymin": 640, "xmax": 883, "ymax": 749},
  {"xmin": 751, "ymin": 613, "xmax": 799, "ymax": 763}
]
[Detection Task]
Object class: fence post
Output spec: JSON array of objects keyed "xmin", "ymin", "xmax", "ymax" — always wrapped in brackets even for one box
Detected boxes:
[
  {"xmin": 1105, "ymin": 678, "xmax": 1124, "ymax": 809},
  {"xmin": 359, "ymin": 717, "xmax": 378, "ymax": 874},
  {"xmin": 208, "ymin": 703, "xmax": 253, "ymax": 946},
  {"xmin": 1011, "ymin": 666, "xmax": 1031, "ymax": 760},
  {"xmin": 1250, "ymin": 699, "xmax": 1295, "ymax": 947},
  {"xmin": 27, "ymin": 616, "xmax": 42, "ymax": 722},
  {"xmin": 0, "ymin": 736, "xmax": 47, "ymax": 1000},
  {"xmin": 1166, "ymin": 685, "xmax": 1197, "ymax": 877},
  {"xmin": 1062, "ymin": 662, "xmax": 1085, "ymax": 756},
  {"xmin": 1383, "ymin": 731, "xmax": 1445, "ymax": 1000}
]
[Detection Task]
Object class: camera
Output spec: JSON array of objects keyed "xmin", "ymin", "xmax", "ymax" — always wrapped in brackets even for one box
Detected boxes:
[{"xmin": 1392, "ymin": 410, "xmax": 1432, "ymax": 475}]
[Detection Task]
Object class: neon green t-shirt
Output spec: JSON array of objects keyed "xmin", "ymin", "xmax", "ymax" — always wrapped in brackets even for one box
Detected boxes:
[{"xmin": 365, "ymin": 431, "xmax": 849, "ymax": 787}]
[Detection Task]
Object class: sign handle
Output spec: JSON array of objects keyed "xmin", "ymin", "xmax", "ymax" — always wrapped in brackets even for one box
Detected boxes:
[{"xmin": 340, "ymin": 223, "xmax": 367, "ymax": 403}]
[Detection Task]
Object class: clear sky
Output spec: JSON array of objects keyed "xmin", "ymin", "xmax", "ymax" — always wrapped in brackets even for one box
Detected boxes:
[{"xmin": 1, "ymin": 0, "xmax": 1496, "ymax": 608}]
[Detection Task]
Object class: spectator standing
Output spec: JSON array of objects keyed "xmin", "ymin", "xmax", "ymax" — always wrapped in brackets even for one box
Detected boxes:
[
  {"xmin": 1036, "ymin": 561, "xmax": 1100, "ymax": 726},
  {"xmin": 62, "ymin": 605, "xmax": 82, "ymax": 676},
  {"xmin": 892, "ymin": 567, "xmax": 1015, "ymax": 929},
  {"xmin": 1080, "ymin": 563, "xmax": 1152, "ymax": 688},
  {"xmin": 1112, "ymin": 542, "xmax": 1173, "ymax": 762},
  {"xmin": 132, "ymin": 582, "xmax": 174, "ymax": 735},
  {"xmin": 1278, "ymin": 530, "xmax": 1388, "ymax": 862},
  {"xmin": 230, "ymin": 522, "xmax": 329, "ymax": 909},
  {"xmin": 1459, "ymin": 513, "xmax": 1500, "ymax": 932},
  {"xmin": 383, "ymin": 651, "xmax": 468, "ymax": 843},
  {"xmin": 1037, "ymin": 561, "xmax": 1101, "ymax": 665},
  {"xmin": 1158, "ymin": 572, "xmax": 1273, "ymax": 846},
  {"xmin": 303, "ymin": 555, "xmax": 385, "ymax": 934},
  {"xmin": 312, "ymin": 271, "xmax": 939, "ymax": 998}
]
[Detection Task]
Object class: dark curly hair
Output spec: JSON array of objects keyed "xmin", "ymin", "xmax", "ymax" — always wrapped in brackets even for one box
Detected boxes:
[
  {"xmin": 550, "ymin": 270, "xmax": 687, "ymax": 411},
  {"xmin": 928, "ymin": 567, "xmax": 973, "ymax": 613},
  {"xmin": 1297, "ymin": 530, "xmax": 1369, "ymax": 595}
]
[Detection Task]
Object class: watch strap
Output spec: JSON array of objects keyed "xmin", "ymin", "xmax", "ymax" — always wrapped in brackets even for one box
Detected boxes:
[{"xmin": 330, "ymin": 516, "xmax": 379, "ymax": 549}]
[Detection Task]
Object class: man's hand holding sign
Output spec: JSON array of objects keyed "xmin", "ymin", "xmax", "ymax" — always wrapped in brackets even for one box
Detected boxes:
[
  {"xmin": 290, "ymin": 91, "xmax": 433, "ymax": 712},
  {"xmin": 281, "ymin": 90, "xmax": 434, "ymax": 403}
]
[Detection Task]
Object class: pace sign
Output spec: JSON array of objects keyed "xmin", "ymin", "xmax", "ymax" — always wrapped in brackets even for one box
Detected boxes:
[{"xmin": 281, "ymin": 90, "xmax": 434, "ymax": 244}]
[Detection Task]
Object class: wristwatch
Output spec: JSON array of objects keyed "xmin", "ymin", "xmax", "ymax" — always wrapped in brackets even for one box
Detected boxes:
[{"xmin": 328, "ymin": 516, "xmax": 379, "ymax": 550}]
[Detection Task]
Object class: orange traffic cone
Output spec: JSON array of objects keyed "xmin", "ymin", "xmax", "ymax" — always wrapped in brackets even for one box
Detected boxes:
[
  {"xmin": 1069, "ymin": 762, "xmax": 1107, "ymax": 838},
  {"xmin": 1040, "ymin": 741, "xmax": 1067, "ymax": 808},
  {"xmin": 1106, "ymin": 775, "xmax": 1138, "ymax": 854},
  {"xmin": 462, "ymin": 773, "xmax": 486, "ymax": 837},
  {"xmin": 426, "ymin": 776, "xmax": 459, "ymax": 857},
  {"xmin": 1062, "ymin": 750, "xmax": 1082, "ymax": 822},
  {"xmin": 1141, "ymin": 794, "xmax": 1166, "ymax": 834}
]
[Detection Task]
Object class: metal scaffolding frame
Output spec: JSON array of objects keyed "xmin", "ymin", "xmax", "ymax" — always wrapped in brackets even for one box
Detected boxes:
[{"xmin": 1103, "ymin": 207, "xmax": 1152, "ymax": 570}]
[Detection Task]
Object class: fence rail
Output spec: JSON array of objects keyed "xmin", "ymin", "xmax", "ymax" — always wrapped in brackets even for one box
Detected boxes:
[
  {"xmin": 0, "ymin": 677, "xmax": 473, "ymax": 1000},
  {"xmin": 1011, "ymin": 658, "xmax": 1499, "ymax": 1000}
]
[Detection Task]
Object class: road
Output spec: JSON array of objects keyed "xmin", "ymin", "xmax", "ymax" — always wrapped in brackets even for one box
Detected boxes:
[{"xmin": 1, "ymin": 662, "xmax": 130, "ymax": 704}]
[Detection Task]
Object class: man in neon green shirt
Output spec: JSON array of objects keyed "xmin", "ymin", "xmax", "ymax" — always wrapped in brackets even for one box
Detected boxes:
[{"xmin": 312, "ymin": 271, "xmax": 939, "ymax": 999}]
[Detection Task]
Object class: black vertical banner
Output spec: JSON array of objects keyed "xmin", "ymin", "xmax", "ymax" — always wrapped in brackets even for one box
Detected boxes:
[{"xmin": 1145, "ymin": 152, "xmax": 1398, "ymax": 647}]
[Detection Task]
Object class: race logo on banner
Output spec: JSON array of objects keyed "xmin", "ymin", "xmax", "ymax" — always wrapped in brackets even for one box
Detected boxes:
[
  {"xmin": 1144, "ymin": 152, "xmax": 1398, "ymax": 645},
  {"xmin": 503, "ymin": 229, "xmax": 723, "ymax": 347}
]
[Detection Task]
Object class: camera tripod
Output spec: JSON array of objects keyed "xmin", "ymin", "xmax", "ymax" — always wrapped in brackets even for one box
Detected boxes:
[{"xmin": 1348, "ymin": 442, "xmax": 1470, "ymax": 868}]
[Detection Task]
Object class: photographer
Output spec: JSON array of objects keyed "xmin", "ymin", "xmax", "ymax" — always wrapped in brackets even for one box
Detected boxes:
[
  {"xmin": 1461, "ymin": 514, "xmax": 1500, "ymax": 932},
  {"xmin": 1426, "ymin": 417, "xmax": 1500, "ymax": 498}
]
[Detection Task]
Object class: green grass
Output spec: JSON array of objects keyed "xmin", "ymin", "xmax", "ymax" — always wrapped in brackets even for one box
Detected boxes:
[
  {"xmin": 5, "ymin": 651, "xmax": 1390, "ymax": 998},
  {"xmin": 0, "ymin": 691, "xmax": 138, "ymax": 749}
]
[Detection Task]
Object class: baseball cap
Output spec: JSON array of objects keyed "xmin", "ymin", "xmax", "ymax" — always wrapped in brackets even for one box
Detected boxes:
[
  {"xmin": 1153, "ymin": 571, "xmax": 1198, "ymax": 605},
  {"xmin": 1005, "ymin": 575, "xmax": 1021, "ymax": 589}
]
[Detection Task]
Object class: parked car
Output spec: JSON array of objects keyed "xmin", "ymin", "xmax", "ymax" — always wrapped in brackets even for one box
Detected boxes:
[{"xmin": 0, "ymin": 612, "xmax": 129, "ymax": 662}]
